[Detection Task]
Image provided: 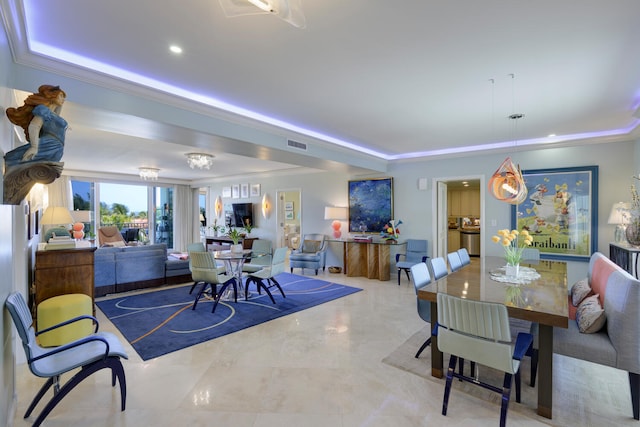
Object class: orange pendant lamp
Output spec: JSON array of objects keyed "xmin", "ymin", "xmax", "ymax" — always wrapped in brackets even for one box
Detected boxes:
[{"xmin": 489, "ymin": 156, "xmax": 528, "ymax": 204}]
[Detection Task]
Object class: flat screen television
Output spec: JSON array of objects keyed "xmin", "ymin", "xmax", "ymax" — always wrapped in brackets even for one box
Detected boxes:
[{"xmin": 232, "ymin": 203, "xmax": 253, "ymax": 228}]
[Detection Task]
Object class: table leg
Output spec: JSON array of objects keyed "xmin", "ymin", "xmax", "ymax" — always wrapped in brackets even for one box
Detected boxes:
[
  {"xmin": 537, "ymin": 324, "xmax": 553, "ymax": 419},
  {"xmin": 430, "ymin": 301, "xmax": 443, "ymax": 378},
  {"xmin": 220, "ymin": 258, "xmax": 249, "ymax": 301}
]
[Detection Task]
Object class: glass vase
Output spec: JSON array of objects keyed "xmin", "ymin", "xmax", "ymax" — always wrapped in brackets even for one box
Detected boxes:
[
  {"xmin": 505, "ymin": 263, "xmax": 520, "ymax": 277},
  {"xmin": 626, "ymin": 221, "xmax": 640, "ymax": 246}
]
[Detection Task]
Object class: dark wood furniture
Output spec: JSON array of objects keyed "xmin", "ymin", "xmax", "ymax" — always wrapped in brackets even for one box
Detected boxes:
[
  {"xmin": 610, "ymin": 242, "xmax": 640, "ymax": 278},
  {"xmin": 417, "ymin": 256, "xmax": 568, "ymax": 419},
  {"xmin": 33, "ymin": 247, "xmax": 97, "ymax": 318},
  {"xmin": 328, "ymin": 238, "xmax": 404, "ymax": 281},
  {"xmin": 205, "ymin": 236, "xmax": 257, "ymax": 250}
]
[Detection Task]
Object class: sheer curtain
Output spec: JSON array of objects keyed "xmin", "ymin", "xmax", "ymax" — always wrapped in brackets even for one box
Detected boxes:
[{"xmin": 173, "ymin": 185, "xmax": 199, "ymax": 252}]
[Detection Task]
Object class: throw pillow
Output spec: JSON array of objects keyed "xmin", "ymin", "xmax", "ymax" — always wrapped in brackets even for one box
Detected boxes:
[
  {"xmin": 302, "ymin": 240, "xmax": 321, "ymax": 253},
  {"xmin": 575, "ymin": 294, "xmax": 606, "ymax": 333},
  {"xmin": 570, "ymin": 278, "xmax": 592, "ymax": 306}
]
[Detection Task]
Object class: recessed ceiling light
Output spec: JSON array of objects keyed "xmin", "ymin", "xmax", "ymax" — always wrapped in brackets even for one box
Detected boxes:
[
  {"xmin": 548, "ymin": 133, "xmax": 556, "ymax": 137},
  {"xmin": 169, "ymin": 45, "xmax": 182, "ymax": 54}
]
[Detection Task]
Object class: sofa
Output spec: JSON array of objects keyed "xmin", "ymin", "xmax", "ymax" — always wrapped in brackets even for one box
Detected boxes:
[
  {"xmin": 548, "ymin": 252, "xmax": 640, "ymax": 420},
  {"xmin": 94, "ymin": 243, "xmax": 192, "ymax": 297}
]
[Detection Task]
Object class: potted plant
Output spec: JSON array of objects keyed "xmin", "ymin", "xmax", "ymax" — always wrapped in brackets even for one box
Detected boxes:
[
  {"xmin": 209, "ymin": 219, "xmax": 224, "ymax": 237},
  {"xmin": 226, "ymin": 227, "xmax": 243, "ymax": 252},
  {"xmin": 243, "ymin": 218, "xmax": 254, "ymax": 236}
]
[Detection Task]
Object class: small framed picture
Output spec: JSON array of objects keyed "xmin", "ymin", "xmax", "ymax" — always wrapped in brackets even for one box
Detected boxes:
[
  {"xmin": 231, "ymin": 184, "xmax": 240, "ymax": 199},
  {"xmin": 250, "ymin": 183, "xmax": 261, "ymax": 197},
  {"xmin": 285, "ymin": 201, "xmax": 294, "ymax": 211},
  {"xmin": 241, "ymin": 183, "xmax": 249, "ymax": 198},
  {"xmin": 285, "ymin": 211, "xmax": 294, "ymax": 220},
  {"xmin": 222, "ymin": 186, "xmax": 231, "ymax": 198}
]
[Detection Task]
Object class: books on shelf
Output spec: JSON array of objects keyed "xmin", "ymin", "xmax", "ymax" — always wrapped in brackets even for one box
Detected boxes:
[
  {"xmin": 46, "ymin": 236, "xmax": 76, "ymax": 250},
  {"xmin": 353, "ymin": 235, "xmax": 373, "ymax": 242}
]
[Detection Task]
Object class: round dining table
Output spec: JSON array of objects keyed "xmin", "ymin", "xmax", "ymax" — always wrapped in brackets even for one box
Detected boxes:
[{"xmin": 212, "ymin": 249, "xmax": 266, "ymax": 301}]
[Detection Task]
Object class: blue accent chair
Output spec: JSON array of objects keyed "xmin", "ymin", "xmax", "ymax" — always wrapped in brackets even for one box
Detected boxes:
[
  {"xmin": 289, "ymin": 234, "xmax": 327, "ymax": 275},
  {"xmin": 395, "ymin": 239, "xmax": 428, "ymax": 285}
]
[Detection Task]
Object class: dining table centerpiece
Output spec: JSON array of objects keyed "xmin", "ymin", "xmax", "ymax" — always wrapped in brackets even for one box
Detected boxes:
[
  {"xmin": 226, "ymin": 227, "xmax": 243, "ymax": 252},
  {"xmin": 491, "ymin": 228, "xmax": 533, "ymax": 277}
]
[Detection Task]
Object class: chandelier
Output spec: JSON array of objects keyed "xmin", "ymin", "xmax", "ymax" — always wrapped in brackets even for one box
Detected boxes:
[
  {"xmin": 139, "ymin": 167, "xmax": 159, "ymax": 181},
  {"xmin": 186, "ymin": 153, "xmax": 214, "ymax": 169}
]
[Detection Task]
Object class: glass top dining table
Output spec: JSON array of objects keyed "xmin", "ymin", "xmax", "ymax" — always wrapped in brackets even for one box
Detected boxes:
[
  {"xmin": 417, "ymin": 256, "xmax": 569, "ymax": 419},
  {"xmin": 212, "ymin": 249, "xmax": 266, "ymax": 300}
]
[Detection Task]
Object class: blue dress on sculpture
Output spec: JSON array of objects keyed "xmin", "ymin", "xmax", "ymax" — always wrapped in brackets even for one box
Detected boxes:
[{"xmin": 4, "ymin": 104, "xmax": 68, "ymax": 168}]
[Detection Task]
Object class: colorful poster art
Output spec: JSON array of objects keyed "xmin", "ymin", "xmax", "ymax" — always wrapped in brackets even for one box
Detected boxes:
[{"xmin": 512, "ymin": 166, "xmax": 598, "ymax": 261}]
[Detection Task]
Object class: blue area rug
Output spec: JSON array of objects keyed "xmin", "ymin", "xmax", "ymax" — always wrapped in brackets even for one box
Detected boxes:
[{"xmin": 96, "ymin": 273, "xmax": 362, "ymax": 361}]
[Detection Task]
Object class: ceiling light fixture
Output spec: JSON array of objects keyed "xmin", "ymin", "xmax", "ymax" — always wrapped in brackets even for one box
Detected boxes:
[
  {"xmin": 169, "ymin": 45, "xmax": 182, "ymax": 54},
  {"xmin": 139, "ymin": 167, "xmax": 159, "ymax": 180},
  {"xmin": 186, "ymin": 153, "xmax": 214, "ymax": 169},
  {"xmin": 218, "ymin": 0, "xmax": 306, "ymax": 29}
]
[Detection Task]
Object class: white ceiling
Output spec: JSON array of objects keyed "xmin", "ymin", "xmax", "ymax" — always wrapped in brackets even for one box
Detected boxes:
[{"xmin": 2, "ymin": 0, "xmax": 640, "ymax": 183}]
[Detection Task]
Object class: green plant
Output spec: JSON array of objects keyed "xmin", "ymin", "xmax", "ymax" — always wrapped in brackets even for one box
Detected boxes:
[
  {"xmin": 243, "ymin": 218, "xmax": 254, "ymax": 234},
  {"xmin": 226, "ymin": 227, "xmax": 242, "ymax": 245}
]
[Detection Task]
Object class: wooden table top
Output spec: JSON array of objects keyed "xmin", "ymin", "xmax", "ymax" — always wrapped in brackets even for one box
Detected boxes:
[{"xmin": 418, "ymin": 256, "xmax": 569, "ymax": 328}]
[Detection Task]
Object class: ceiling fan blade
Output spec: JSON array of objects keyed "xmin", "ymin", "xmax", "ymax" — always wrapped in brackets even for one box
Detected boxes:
[{"xmin": 218, "ymin": 0, "xmax": 306, "ymax": 28}]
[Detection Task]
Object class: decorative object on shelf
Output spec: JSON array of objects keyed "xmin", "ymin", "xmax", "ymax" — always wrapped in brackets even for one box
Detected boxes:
[
  {"xmin": 608, "ymin": 202, "xmax": 630, "ymax": 243},
  {"xmin": 185, "ymin": 152, "xmax": 214, "ymax": 169},
  {"xmin": 138, "ymin": 167, "xmax": 159, "ymax": 180},
  {"xmin": 381, "ymin": 219, "xmax": 402, "ymax": 241},
  {"xmin": 218, "ymin": 0, "xmax": 306, "ymax": 29},
  {"xmin": 72, "ymin": 222, "xmax": 85, "ymax": 240},
  {"xmin": 243, "ymin": 218, "xmax": 254, "ymax": 235},
  {"xmin": 214, "ymin": 195, "xmax": 223, "ymax": 218},
  {"xmin": 3, "ymin": 85, "xmax": 68, "ymax": 204},
  {"xmin": 261, "ymin": 193, "xmax": 271, "ymax": 218},
  {"xmin": 209, "ymin": 219, "xmax": 224, "ymax": 237},
  {"xmin": 491, "ymin": 228, "xmax": 533, "ymax": 277},
  {"xmin": 324, "ymin": 206, "xmax": 347, "ymax": 239},
  {"xmin": 226, "ymin": 227, "xmax": 243, "ymax": 252}
]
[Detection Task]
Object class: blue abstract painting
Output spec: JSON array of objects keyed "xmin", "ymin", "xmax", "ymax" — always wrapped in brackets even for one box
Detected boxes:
[{"xmin": 348, "ymin": 177, "xmax": 393, "ymax": 233}]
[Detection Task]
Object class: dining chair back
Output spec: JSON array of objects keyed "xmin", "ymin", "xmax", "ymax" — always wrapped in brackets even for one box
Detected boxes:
[
  {"xmin": 437, "ymin": 293, "xmax": 533, "ymax": 427},
  {"xmin": 522, "ymin": 248, "xmax": 540, "ymax": 262},
  {"xmin": 395, "ymin": 239, "xmax": 428, "ymax": 285},
  {"xmin": 246, "ymin": 246, "xmax": 288, "ymax": 303},
  {"xmin": 410, "ymin": 262, "xmax": 433, "ymax": 358},
  {"xmin": 456, "ymin": 248, "xmax": 471, "ymax": 266},
  {"xmin": 187, "ymin": 242, "xmax": 206, "ymax": 294},
  {"xmin": 189, "ymin": 251, "xmax": 236, "ymax": 313},
  {"xmin": 5, "ymin": 292, "xmax": 128, "ymax": 427},
  {"xmin": 430, "ymin": 257, "xmax": 449, "ymax": 280},
  {"xmin": 243, "ymin": 239, "xmax": 272, "ymax": 273},
  {"xmin": 447, "ymin": 251, "xmax": 463, "ymax": 272}
]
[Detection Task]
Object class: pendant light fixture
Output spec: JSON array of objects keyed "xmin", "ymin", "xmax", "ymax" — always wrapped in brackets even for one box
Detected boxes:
[{"xmin": 488, "ymin": 75, "xmax": 528, "ymax": 204}]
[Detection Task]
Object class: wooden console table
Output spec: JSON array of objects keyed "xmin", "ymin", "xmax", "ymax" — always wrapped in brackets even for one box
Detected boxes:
[
  {"xmin": 205, "ymin": 236, "xmax": 257, "ymax": 250},
  {"xmin": 32, "ymin": 247, "xmax": 96, "ymax": 319},
  {"xmin": 328, "ymin": 239, "xmax": 404, "ymax": 281}
]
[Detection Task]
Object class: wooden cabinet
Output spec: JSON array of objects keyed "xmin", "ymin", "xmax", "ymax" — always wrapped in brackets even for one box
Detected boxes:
[
  {"xmin": 33, "ymin": 247, "xmax": 96, "ymax": 318},
  {"xmin": 448, "ymin": 189, "xmax": 480, "ymax": 217},
  {"xmin": 205, "ymin": 236, "xmax": 257, "ymax": 249},
  {"xmin": 448, "ymin": 229, "xmax": 461, "ymax": 252}
]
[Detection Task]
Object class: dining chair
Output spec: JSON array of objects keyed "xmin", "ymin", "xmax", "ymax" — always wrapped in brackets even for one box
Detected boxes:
[
  {"xmin": 5, "ymin": 292, "xmax": 128, "ymax": 427},
  {"xmin": 456, "ymin": 248, "xmax": 471, "ymax": 266},
  {"xmin": 395, "ymin": 239, "xmax": 428, "ymax": 285},
  {"xmin": 289, "ymin": 233, "xmax": 327, "ymax": 275},
  {"xmin": 243, "ymin": 239, "xmax": 272, "ymax": 273},
  {"xmin": 245, "ymin": 246, "xmax": 288, "ymax": 303},
  {"xmin": 437, "ymin": 293, "xmax": 533, "ymax": 427},
  {"xmin": 430, "ymin": 257, "xmax": 449, "ymax": 280},
  {"xmin": 189, "ymin": 251, "xmax": 237, "ymax": 313},
  {"xmin": 187, "ymin": 242, "xmax": 206, "ymax": 294},
  {"xmin": 447, "ymin": 251, "xmax": 463, "ymax": 272},
  {"xmin": 410, "ymin": 262, "xmax": 433, "ymax": 358},
  {"xmin": 522, "ymin": 248, "xmax": 540, "ymax": 262}
]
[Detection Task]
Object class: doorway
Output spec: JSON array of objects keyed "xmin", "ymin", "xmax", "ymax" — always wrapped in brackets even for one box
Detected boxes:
[
  {"xmin": 276, "ymin": 189, "xmax": 301, "ymax": 250},
  {"xmin": 432, "ymin": 176, "xmax": 484, "ymax": 259}
]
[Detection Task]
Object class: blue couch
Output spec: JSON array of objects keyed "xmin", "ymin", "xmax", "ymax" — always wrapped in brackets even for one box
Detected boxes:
[{"xmin": 94, "ymin": 243, "xmax": 191, "ymax": 297}]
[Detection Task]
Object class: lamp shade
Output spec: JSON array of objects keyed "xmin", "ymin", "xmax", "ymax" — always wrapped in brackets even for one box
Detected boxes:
[
  {"xmin": 41, "ymin": 206, "xmax": 74, "ymax": 225},
  {"xmin": 324, "ymin": 207, "xmax": 348, "ymax": 220},
  {"xmin": 608, "ymin": 202, "xmax": 630, "ymax": 225}
]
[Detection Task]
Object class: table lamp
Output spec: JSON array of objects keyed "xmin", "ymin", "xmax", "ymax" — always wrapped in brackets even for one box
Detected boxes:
[
  {"xmin": 324, "ymin": 206, "xmax": 348, "ymax": 239},
  {"xmin": 608, "ymin": 202, "xmax": 630, "ymax": 243},
  {"xmin": 41, "ymin": 206, "xmax": 74, "ymax": 242}
]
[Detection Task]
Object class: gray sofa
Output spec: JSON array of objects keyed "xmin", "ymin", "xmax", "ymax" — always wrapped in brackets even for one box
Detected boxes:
[
  {"xmin": 94, "ymin": 243, "xmax": 191, "ymax": 297},
  {"xmin": 550, "ymin": 252, "xmax": 640, "ymax": 420}
]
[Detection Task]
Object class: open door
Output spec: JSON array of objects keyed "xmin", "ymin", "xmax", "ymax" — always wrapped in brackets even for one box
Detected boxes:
[
  {"xmin": 276, "ymin": 189, "xmax": 301, "ymax": 250},
  {"xmin": 436, "ymin": 181, "xmax": 448, "ymax": 259}
]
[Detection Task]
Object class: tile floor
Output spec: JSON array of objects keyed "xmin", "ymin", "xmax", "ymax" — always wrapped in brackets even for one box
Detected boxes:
[{"xmin": 10, "ymin": 263, "xmax": 638, "ymax": 426}]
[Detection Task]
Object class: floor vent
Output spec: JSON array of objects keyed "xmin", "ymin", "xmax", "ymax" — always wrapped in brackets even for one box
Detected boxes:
[{"xmin": 287, "ymin": 140, "xmax": 307, "ymax": 150}]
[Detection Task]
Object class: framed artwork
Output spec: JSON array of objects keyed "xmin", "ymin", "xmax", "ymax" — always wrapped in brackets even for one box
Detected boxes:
[
  {"xmin": 285, "ymin": 211, "xmax": 294, "ymax": 220},
  {"xmin": 511, "ymin": 165, "xmax": 598, "ymax": 261},
  {"xmin": 222, "ymin": 186, "xmax": 231, "ymax": 198},
  {"xmin": 348, "ymin": 177, "xmax": 393, "ymax": 233},
  {"xmin": 250, "ymin": 183, "xmax": 261, "ymax": 197},
  {"xmin": 241, "ymin": 183, "xmax": 249, "ymax": 198},
  {"xmin": 285, "ymin": 201, "xmax": 294, "ymax": 211},
  {"xmin": 231, "ymin": 184, "xmax": 240, "ymax": 199}
]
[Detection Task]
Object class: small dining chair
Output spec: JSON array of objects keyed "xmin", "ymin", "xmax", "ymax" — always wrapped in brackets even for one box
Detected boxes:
[
  {"xmin": 396, "ymin": 239, "xmax": 428, "ymax": 285},
  {"xmin": 447, "ymin": 251, "xmax": 463, "ymax": 272},
  {"xmin": 245, "ymin": 246, "xmax": 288, "ymax": 303},
  {"xmin": 437, "ymin": 293, "xmax": 533, "ymax": 427},
  {"xmin": 456, "ymin": 248, "xmax": 471, "ymax": 266},
  {"xmin": 189, "ymin": 251, "xmax": 237, "ymax": 313},
  {"xmin": 410, "ymin": 262, "xmax": 433, "ymax": 358},
  {"xmin": 430, "ymin": 257, "xmax": 449, "ymax": 280}
]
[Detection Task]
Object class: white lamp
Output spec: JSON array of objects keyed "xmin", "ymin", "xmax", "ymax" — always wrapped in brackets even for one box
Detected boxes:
[
  {"xmin": 608, "ymin": 202, "xmax": 630, "ymax": 243},
  {"xmin": 41, "ymin": 206, "xmax": 74, "ymax": 242},
  {"xmin": 324, "ymin": 206, "xmax": 348, "ymax": 239}
]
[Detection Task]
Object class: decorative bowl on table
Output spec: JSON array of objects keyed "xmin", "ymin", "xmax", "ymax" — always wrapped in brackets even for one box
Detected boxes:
[{"xmin": 328, "ymin": 266, "xmax": 342, "ymax": 273}]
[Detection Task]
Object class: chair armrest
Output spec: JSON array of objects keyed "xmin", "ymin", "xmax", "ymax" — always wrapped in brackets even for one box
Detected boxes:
[
  {"xmin": 35, "ymin": 315, "xmax": 99, "ymax": 335},
  {"xmin": 512, "ymin": 332, "xmax": 533, "ymax": 361},
  {"xmin": 396, "ymin": 253, "xmax": 405, "ymax": 262},
  {"xmin": 29, "ymin": 334, "xmax": 111, "ymax": 363},
  {"xmin": 432, "ymin": 323, "xmax": 439, "ymax": 337},
  {"xmin": 421, "ymin": 256, "xmax": 429, "ymax": 263}
]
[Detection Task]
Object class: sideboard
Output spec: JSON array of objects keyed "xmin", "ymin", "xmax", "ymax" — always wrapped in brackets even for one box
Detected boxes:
[
  {"xmin": 328, "ymin": 238, "xmax": 405, "ymax": 281},
  {"xmin": 205, "ymin": 236, "xmax": 257, "ymax": 250}
]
